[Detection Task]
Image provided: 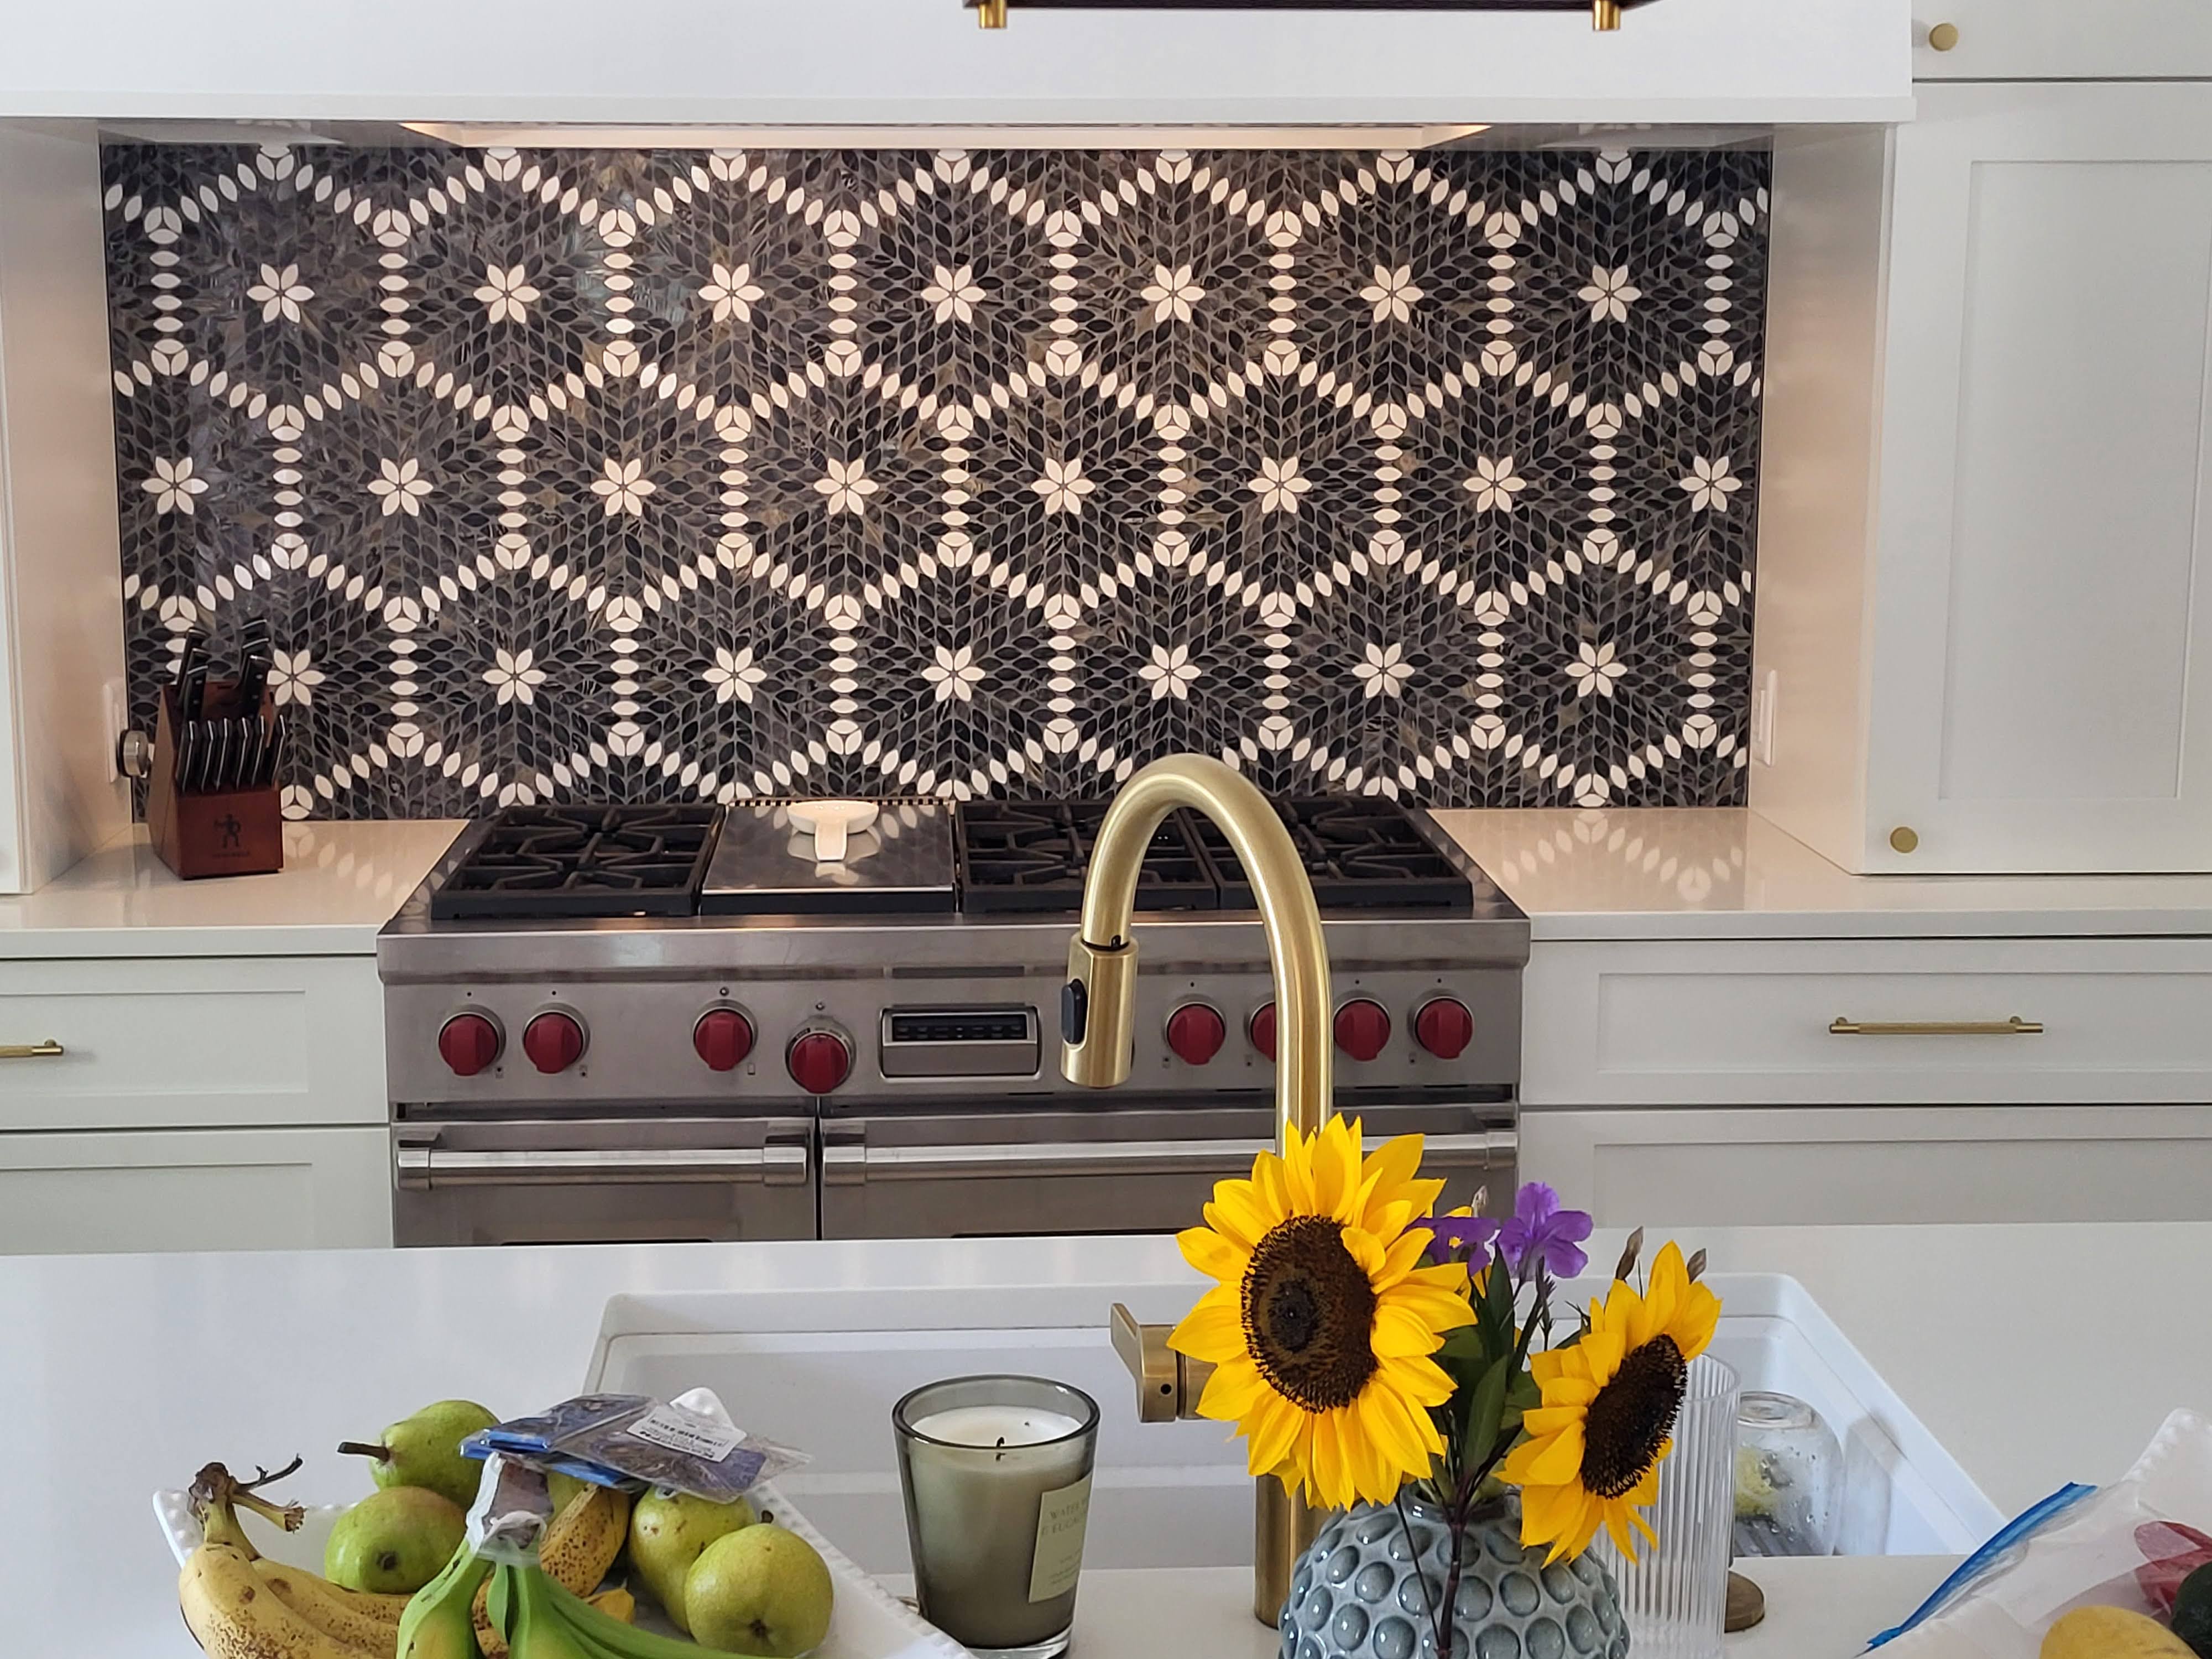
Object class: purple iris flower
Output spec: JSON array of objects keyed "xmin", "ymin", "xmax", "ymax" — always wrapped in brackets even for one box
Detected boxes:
[
  {"xmin": 1415, "ymin": 1213, "xmax": 1499, "ymax": 1270},
  {"xmin": 1498, "ymin": 1183, "xmax": 1593, "ymax": 1279}
]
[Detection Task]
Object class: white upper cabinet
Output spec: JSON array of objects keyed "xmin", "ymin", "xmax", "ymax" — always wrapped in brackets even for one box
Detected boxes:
[
  {"xmin": 1754, "ymin": 84, "xmax": 2212, "ymax": 873},
  {"xmin": 1914, "ymin": 1, "xmax": 2212, "ymax": 81},
  {"xmin": 0, "ymin": 0, "xmax": 1908, "ymax": 126}
]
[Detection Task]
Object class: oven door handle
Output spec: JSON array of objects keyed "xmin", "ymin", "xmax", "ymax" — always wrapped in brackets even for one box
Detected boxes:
[
  {"xmin": 822, "ymin": 1129, "xmax": 1515, "ymax": 1184},
  {"xmin": 394, "ymin": 1141, "xmax": 811, "ymax": 1191}
]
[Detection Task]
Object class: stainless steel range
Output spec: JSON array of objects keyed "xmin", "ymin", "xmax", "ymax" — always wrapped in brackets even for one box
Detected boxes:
[{"xmin": 378, "ymin": 796, "xmax": 1528, "ymax": 1246}]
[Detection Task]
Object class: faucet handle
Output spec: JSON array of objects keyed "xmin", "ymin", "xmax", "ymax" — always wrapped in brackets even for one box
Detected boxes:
[{"xmin": 1109, "ymin": 1302, "xmax": 1215, "ymax": 1423}]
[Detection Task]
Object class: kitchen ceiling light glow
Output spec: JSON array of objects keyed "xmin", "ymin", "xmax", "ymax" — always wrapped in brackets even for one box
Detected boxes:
[
  {"xmin": 962, "ymin": 0, "xmax": 1657, "ymax": 31},
  {"xmin": 400, "ymin": 122, "xmax": 1493, "ymax": 150}
]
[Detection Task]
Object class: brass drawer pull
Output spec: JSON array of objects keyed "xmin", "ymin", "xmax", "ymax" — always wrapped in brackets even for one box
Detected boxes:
[
  {"xmin": 0, "ymin": 1039, "xmax": 64, "ymax": 1059},
  {"xmin": 1828, "ymin": 1016, "xmax": 2042, "ymax": 1037}
]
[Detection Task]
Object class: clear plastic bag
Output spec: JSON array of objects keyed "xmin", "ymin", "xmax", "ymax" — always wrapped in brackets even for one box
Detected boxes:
[
  {"xmin": 460, "ymin": 1388, "xmax": 808, "ymax": 1503},
  {"xmin": 1875, "ymin": 1409, "xmax": 2212, "ymax": 1656}
]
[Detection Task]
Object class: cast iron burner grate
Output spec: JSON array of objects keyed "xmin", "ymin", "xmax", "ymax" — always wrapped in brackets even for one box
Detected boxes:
[
  {"xmin": 429, "ymin": 805, "xmax": 726, "ymax": 920},
  {"xmin": 1192, "ymin": 798, "xmax": 1473, "ymax": 914},
  {"xmin": 953, "ymin": 801, "xmax": 1217, "ymax": 915}
]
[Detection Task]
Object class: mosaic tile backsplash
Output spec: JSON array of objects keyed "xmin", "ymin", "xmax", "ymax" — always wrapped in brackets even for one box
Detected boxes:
[{"xmin": 103, "ymin": 144, "xmax": 1769, "ymax": 818}]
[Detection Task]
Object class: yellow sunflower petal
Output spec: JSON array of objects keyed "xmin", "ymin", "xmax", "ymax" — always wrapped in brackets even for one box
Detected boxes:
[
  {"xmin": 1246, "ymin": 1394, "xmax": 1305, "ymax": 1480},
  {"xmin": 1340, "ymin": 1224, "xmax": 1388, "ymax": 1281},
  {"xmin": 1313, "ymin": 1116, "xmax": 1361, "ymax": 1221},
  {"xmin": 1386, "ymin": 1282, "xmax": 1479, "ymax": 1335},
  {"xmin": 1355, "ymin": 1382, "xmax": 1430, "ymax": 1476},
  {"xmin": 1373, "ymin": 1302, "xmax": 1450, "ymax": 1358},
  {"xmin": 1195, "ymin": 1354, "xmax": 1270, "ymax": 1420},
  {"xmin": 1372, "ymin": 1225, "xmax": 1433, "ymax": 1288},
  {"xmin": 1499, "ymin": 1430, "xmax": 1562, "ymax": 1485},
  {"xmin": 1168, "ymin": 1289, "xmax": 1244, "ymax": 1363},
  {"xmin": 1578, "ymin": 1327, "xmax": 1627, "ymax": 1387},
  {"xmin": 1378, "ymin": 1353, "xmax": 1459, "ymax": 1408},
  {"xmin": 1520, "ymin": 1404, "xmax": 1592, "ymax": 1438},
  {"xmin": 1280, "ymin": 1123, "xmax": 1319, "ymax": 1215},
  {"xmin": 1176, "ymin": 1223, "xmax": 1248, "ymax": 1284},
  {"xmin": 1668, "ymin": 1280, "xmax": 1723, "ymax": 1364},
  {"xmin": 1205, "ymin": 1185, "xmax": 1278, "ymax": 1253},
  {"xmin": 1522, "ymin": 1425, "xmax": 1588, "ymax": 1486},
  {"xmin": 1637, "ymin": 1241, "xmax": 1687, "ymax": 1348}
]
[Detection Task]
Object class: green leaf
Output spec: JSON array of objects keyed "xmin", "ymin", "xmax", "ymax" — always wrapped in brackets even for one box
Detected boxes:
[{"xmin": 1460, "ymin": 1359, "xmax": 1511, "ymax": 1469}]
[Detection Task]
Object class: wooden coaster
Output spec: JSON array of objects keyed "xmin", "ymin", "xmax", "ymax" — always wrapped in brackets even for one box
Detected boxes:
[{"xmin": 1725, "ymin": 1570, "xmax": 1767, "ymax": 1632}]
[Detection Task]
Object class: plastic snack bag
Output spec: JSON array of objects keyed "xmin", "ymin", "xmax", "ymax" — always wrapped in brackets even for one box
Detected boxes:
[{"xmin": 1875, "ymin": 1409, "xmax": 2212, "ymax": 1656}]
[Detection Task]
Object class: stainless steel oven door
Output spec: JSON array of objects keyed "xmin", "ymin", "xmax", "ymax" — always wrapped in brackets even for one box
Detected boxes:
[
  {"xmin": 818, "ymin": 1102, "xmax": 1515, "ymax": 1239},
  {"xmin": 392, "ymin": 1116, "xmax": 816, "ymax": 1245}
]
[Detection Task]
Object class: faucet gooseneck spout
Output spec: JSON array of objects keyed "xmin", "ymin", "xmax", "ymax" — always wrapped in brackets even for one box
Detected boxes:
[{"xmin": 1061, "ymin": 754, "xmax": 1335, "ymax": 1623}]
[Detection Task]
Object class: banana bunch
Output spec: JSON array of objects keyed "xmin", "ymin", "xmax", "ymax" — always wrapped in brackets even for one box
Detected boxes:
[
  {"xmin": 474, "ymin": 1484, "xmax": 632, "ymax": 1659},
  {"xmin": 487, "ymin": 1561, "xmax": 723, "ymax": 1659},
  {"xmin": 177, "ymin": 1462, "xmax": 420, "ymax": 1659}
]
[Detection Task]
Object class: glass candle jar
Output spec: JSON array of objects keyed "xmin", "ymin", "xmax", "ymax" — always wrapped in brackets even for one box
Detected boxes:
[
  {"xmin": 893, "ymin": 1375, "xmax": 1100, "ymax": 1659},
  {"xmin": 1734, "ymin": 1390, "xmax": 1843, "ymax": 1557}
]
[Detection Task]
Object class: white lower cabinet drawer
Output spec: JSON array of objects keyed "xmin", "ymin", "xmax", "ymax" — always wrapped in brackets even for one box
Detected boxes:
[
  {"xmin": 1522, "ymin": 936, "xmax": 2212, "ymax": 1105},
  {"xmin": 0, "ymin": 1126, "xmax": 392, "ymax": 1254},
  {"xmin": 1521, "ymin": 1105, "xmax": 2212, "ymax": 1228},
  {"xmin": 0, "ymin": 956, "xmax": 385, "ymax": 1130}
]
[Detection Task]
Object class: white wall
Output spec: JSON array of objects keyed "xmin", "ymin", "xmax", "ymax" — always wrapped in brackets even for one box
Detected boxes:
[{"xmin": 0, "ymin": 0, "xmax": 1910, "ymax": 126}]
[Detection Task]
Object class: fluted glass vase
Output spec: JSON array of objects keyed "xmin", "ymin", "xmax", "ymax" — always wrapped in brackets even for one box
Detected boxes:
[
  {"xmin": 1594, "ymin": 1352, "xmax": 1742, "ymax": 1659},
  {"xmin": 1280, "ymin": 1496, "xmax": 1629, "ymax": 1659}
]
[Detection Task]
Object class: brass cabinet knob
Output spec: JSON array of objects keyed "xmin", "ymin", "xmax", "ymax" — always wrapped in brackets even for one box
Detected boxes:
[
  {"xmin": 976, "ymin": 0, "xmax": 1008, "ymax": 26},
  {"xmin": 1593, "ymin": 0, "xmax": 1623, "ymax": 28},
  {"xmin": 1889, "ymin": 826, "xmax": 1919, "ymax": 854},
  {"xmin": 1927, "ymin": 21, "xmax": 1960, "ymax": 50}
]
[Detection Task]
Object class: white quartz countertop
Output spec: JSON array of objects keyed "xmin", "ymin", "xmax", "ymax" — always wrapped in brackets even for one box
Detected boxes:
[
  {"xmin": 4, "ymin": 1222, "xmax": 2205, "ymax": 1658},
  {"xmin": 0, "ymin": 819, "xmax": 463, "ymax": 957},
  {"xmin": 1432, "ymin": 806, "xmax": 2212, "ymax": 940}
]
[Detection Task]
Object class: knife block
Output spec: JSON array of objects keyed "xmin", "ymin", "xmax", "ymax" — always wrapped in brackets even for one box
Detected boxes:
[{"xmin": 146, "ymin": 679, "xmax": 284, "ymax": 880}]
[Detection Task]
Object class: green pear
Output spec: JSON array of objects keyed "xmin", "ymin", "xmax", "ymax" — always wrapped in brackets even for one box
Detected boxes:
[
  {"xmin": 628, "ymin": 1489, "xmax": 757, "ymax": 1632},
  {"xmin": 324, "ymin": 1486, "xmax": 466, "ymax": 1594},
  {"xmin": 338, "ymin": 1399, "xmax": 498, "ymax": 1510},
  {"xmin": 684, "ymin": 1524, "xmax": 834, "ymax": 1658}
]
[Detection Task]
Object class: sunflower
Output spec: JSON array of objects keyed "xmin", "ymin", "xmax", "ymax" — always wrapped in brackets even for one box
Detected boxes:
[
  {"xmin": 1501, "ymin": 1240, "xmax": 1721, "ymax": 1563},
  {"xmin": 1168, "ymin": 1117, "xmax": 1476, "ymax": 1510}
]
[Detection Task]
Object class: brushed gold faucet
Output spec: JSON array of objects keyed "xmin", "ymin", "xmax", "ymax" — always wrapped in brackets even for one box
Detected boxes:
[{"xmin": 1063, "ymin": 754, "xmax": 1332, "ymax": 1624}]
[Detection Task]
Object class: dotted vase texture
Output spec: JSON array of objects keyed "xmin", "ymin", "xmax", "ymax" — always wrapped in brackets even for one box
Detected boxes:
[{"xmin": 1282, "ymin": 1501, "xmax": 1629, "ymax": 1659}]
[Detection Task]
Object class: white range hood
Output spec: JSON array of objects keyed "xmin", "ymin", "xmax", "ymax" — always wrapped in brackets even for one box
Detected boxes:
[{"xmin": 0, "ymin": 0, "xmax": 1912, "ymax": 131}]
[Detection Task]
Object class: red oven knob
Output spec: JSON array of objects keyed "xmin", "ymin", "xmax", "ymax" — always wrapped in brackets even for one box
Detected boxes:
[
  {"xmin": 521, "ymin": 1011, "xmax": 586, "ymax": 1074},
  {"xmin": 787, "ymin": 1029, "xmax": 852, "ymax": 1094},
  {"xmin": 1249, "ymin": 1003, "xmax": 1276, "ymax": 1061},
  {"xmin": 1334, "ymin": 999, "xmax": 1392, "ymax": 1062},
  {"xmin": 1415, "ymin": 997, "xmax": 1476, "ymax": 1060},
  {"xmin": 1166, "ymin": 1004, "xmax": 1227, "ymax": 1067},
  {"xmin": 437, "ymin": 1012, "xmax": 501, "ymax": 1077},
  {"xmin": 693, "ymin": 1008, "xmax": 756, "ymax": 1072}
]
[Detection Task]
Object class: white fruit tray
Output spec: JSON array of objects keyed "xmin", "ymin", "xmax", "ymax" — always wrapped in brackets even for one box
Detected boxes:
[{"xmin": 153, "ymin": 1479, "xmax": 966, "ymax": 1659}]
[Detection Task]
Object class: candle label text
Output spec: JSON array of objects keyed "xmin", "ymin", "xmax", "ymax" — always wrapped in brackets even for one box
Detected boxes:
[{"xmin": 1028, "ymin": 1472, "xmax": 1093, "ymax": 1604}]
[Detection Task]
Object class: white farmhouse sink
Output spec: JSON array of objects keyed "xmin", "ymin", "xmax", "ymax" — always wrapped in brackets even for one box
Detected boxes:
[{"xmin": 583, "ymin": 1273, "xmax": 2000, "ymax": 1580}]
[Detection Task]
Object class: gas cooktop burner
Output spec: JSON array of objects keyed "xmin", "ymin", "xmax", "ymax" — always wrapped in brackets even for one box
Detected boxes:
[
  {"xmin": 429, "ymin": 805, "xmax": 724, "ymax": 920},
  {"xmin": 953, "ymin": 801, "xmax": 1215, "ymax": 915},
  {"xmin": 1194, "ymin": 797, "xmax": 1474, "ymax": 915},
  {"xmin": 952, "ymin": 797, "xmax": 1471, "ymax": 916}
]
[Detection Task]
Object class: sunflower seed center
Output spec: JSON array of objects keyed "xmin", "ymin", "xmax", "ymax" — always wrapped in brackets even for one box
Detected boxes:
[
  {"xmin": 1582, "ymin": 1334, "xmax": 1687, "ymax": 1499},
  {"xmin": 1241, "ymin": 1214, "xmax": 1379, "ymax": 1413}
]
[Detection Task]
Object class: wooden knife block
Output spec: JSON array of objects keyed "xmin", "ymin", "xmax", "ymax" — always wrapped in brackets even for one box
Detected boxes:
[{"xmin": 146, "ymin": 680, "xmax": 284, "ymax": 880}]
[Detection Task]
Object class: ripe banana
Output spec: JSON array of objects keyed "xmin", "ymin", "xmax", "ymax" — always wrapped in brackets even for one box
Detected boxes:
[
  {"xmin": 476, "ymin": 1483, "xmax": 633, "ymax": 1658},
  {"xmin": 256, "ymin": 1559, "xmax": 407, "ymax": 1652},
  {"xmin": 585, "ymin": 1588, "xmax": 635, "ymax": 1624},
  {"xmin": 395, "ymin": 1538, "xmax": 492, "ymax": 1659},
  {"xmin": 180, "ymin": 1538, "xmax": 385, "ymax": 1659}
]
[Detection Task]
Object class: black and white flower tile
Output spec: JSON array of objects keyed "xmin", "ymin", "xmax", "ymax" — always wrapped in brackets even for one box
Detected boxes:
[{"xmin": 103, "ymin": 143, "xmax": 1768, "ymax": 817}]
